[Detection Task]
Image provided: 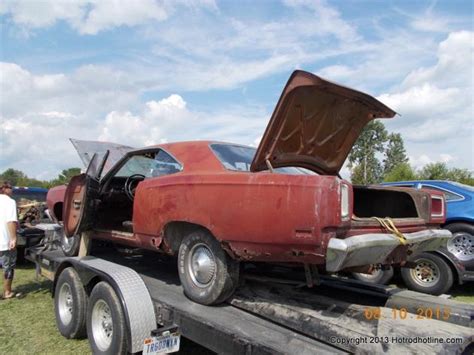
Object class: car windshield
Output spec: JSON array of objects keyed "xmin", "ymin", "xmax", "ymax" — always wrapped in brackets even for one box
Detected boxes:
[{"xmin": 210, "ymin": 143, "xmax": 316, "ymax": 175}]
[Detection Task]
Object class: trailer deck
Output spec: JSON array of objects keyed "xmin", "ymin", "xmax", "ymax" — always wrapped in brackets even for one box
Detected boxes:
[{"xmin": 27, "ymin": 246, "xmax": 474, "ymax": 354}]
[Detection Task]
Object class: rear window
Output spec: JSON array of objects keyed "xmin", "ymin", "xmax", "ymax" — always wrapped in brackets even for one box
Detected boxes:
[{"xmin": 210, "ymin": 144, "xmax": 315, "ymax": 175}]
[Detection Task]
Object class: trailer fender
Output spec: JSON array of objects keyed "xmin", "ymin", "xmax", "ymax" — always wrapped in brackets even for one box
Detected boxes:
[{"xmin": 54, "ymin": 256, "xmax": 156, "ymax": 353}]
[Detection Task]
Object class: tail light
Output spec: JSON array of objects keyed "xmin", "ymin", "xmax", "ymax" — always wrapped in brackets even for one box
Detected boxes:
[
  {"xmin": 340, "ymin": 183, "xmax": 350, "ymax": 220},
  {"xmin": 430, "ymin": 194, "xmax": 445, "ymax": 220}
]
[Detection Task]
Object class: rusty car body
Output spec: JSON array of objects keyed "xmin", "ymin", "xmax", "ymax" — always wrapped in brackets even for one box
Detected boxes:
[{"xmin": 46, "ymin": 70, "xmax": 451, "ymax": 305}]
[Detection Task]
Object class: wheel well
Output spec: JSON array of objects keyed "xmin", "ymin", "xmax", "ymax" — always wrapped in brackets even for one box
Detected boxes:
[
  {"xmin": 442, "ymin": 220, "xmax": 474, "ymax": 228},
  {"xmin": 163, "ymin": 221, "xmax": 214, "ymax": 254},
  {"xmin": 54, "ymin": 202, "xmax": 63, "ymax": 222}
]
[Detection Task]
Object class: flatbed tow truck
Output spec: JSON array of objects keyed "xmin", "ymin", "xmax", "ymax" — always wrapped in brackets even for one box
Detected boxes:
[{"xmin": 26, "ymin": 232, "xmax": 474, "ymax": 355}]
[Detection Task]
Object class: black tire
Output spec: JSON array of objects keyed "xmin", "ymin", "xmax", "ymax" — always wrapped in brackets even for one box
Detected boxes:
[
  {"xmin": 54, "ymin": 267, "xmax": 87, "ymax": 339},
  {"xmin": 87, "ymin": 282, "xmax": 128, "ymax": 355},
  {"xmin": 401, "ymin": 252, "xmax": 454, "ymax": 295},
  {"xmin": 61, "ymin": 234, "xmax": 81, "ymax": 257},
  {"xmin": 444, "ymin": 223, "xmax": 474, "ymax": 262},
  {"xmin": 178, "ymin": 230, "xmax": 239, "ymax": 305},
  {"xmin": 352, "ymin": 267, "xmax": 394, "ymax": 285}
]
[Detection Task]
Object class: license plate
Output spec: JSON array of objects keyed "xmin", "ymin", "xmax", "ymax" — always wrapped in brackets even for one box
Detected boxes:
[{"xmin": 143, "ymin": 332, "xmax": 180, "ymax": 354}]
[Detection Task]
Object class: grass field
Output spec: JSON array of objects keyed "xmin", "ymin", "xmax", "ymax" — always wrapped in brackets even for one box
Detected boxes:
[{"xmin": 0, "ymin": 263, "xmax": 472, "ymax": 354}]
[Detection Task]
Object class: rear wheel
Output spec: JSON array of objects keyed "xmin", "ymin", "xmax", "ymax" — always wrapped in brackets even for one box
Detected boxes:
[
  {"xmin": 352, "ymin": 267, "xmax": 394, "ymax": 285},
  {"xmin": 54, "ymin": 267, "xmax": 87, "ymax": 339},
  {"xmin": 401, "ymin": 252, "xmax": 453, "ymax": 295},
  {"xmin": 178, "ymin": 230, "xmax": 239, "ymax": 305},
  {"xmin": 87, "ymin": 282, "xmax": 128, "ymax": 354},
  {"xmin": 445, "ymin": 223, "xmax": 474, "ymax": 261}
]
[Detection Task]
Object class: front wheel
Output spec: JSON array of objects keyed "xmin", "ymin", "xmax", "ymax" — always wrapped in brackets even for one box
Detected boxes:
[
  {"xmin": 87, "ymin": 282, "xmax": 128, "ymax": 354},
  {"xmin": 178, "ymin": 230, "xmax": 239, "ymax": 305},
  {"xmin": 401, "ymin": 252, "xmax": 453, "ymax": 295}
]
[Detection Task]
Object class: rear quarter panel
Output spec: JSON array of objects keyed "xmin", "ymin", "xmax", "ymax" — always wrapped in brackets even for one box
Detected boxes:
[{"xmin": 132, "ymin": 172, "xmax": 342, "ymax": 263}]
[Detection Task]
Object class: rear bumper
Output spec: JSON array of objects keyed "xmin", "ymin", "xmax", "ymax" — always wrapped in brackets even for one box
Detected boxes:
[{"xmin": 326, "ymin": 229, "xmax": 452, "ymax": 272}]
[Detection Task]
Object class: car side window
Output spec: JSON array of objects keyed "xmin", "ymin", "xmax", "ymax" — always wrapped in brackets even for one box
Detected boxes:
[
  {"xmin": 116, "ymin": 150, "xmax": 182, "ymax": 178},
  {"xmin": 151, "ymin": 150, "xmax": 182, "ymax": 177},
  {"xmin": 421, "ymin": 185, "xmax": 463, "ymax": 201}
]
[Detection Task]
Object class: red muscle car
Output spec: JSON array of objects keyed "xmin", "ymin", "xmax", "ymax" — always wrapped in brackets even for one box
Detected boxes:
[{"xmin": 47, "ymin": 70, "xmax": 451, "ymax": 305}]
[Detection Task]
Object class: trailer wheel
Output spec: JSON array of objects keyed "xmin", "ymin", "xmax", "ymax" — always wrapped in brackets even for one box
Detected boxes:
[
  {"xmin": 54, "ymin": 267, "xmax": 87, "ymax": 339},
  {"xmin": 87, "ymin": 282, "xmax": 128, "ymax": 355},
  {"xmin": 61, "ymin": 234, "xmax": 81, "ymax": 256},
  {"xmin": 401, "ymin": 252, "xmax": 453, "ymax": 295},
  {"xmin": 178, "ymin": 230, "xmax": 239, "ymax": 305},
  {"xmin": 352, "ymin": 267, "xmax": 394, "ymax": 285}
]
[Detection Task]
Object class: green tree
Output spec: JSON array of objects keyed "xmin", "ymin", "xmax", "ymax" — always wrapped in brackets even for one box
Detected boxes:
[
  {"xmin": 383, "ymin": 133, "xmax": 408, "ymax": 176},
  {"xmin": 418, "ymin": 162, "xmax": 450, "ymax": 180},
  {"xmin": 0, "ymin": 168, "xmax": 27, "ymax": 185},
  {"xmin": 350, "ymin": 154, "xmax": 383, "ymax": 184},
  {"xmin": 348, "ymin": 120, "xmax": 388, "ymax": 184},
  {"xmin": 446, "ymin": 168, "xmax": 474, "ymax": 185},
  {"xmin": 52, "ymin": 168, "xmax": 81, "ymax": 186},
  {"xmin": 384, "ymin": 162, "xmax": 417, "ymax": 182}
]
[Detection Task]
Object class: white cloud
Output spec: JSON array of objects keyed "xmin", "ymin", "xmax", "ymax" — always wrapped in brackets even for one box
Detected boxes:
[
  {"xmin": 0, "ymin": 61, "xmax": 268, "ymax": 178},
  {"xmin": 376, "ymin": 31, "xmax": 473, "ymax": 170},
  {"xmin": 1, "ymin": 0, "xmax": 216, "ymax": 35},
  {"xmin": 409, "ymin": 153, "xmax": 457, "ymax": 170}
]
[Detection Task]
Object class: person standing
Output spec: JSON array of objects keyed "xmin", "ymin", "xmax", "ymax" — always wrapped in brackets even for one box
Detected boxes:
[{"xmin": 0, "ymin": 181, "xmax": 19, "ymax": 299}]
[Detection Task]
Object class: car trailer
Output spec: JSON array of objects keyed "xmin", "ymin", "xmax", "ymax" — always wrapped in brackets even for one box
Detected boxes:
[{"xmin": 26, "ymin": 236, "xmax": 473, "ymax": 354}]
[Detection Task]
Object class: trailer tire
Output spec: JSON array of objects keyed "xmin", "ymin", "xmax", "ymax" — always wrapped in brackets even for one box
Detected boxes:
[
  {"xmin": 61, "ymin": 234, "xmax": 81, "ymax": 257},
  {"xmin": 352, "ymin": 267, "xmax": 394, "ymax": 285},
  {"xmin": 178, "ymin": 230, "xmax": 239, "ymax": 305},
  {"xmin": 87, "ymin": 282, "xmax": 128, "ymax": 355},
  {"xmin": 54, "ymin": 267, "xmax": 87, "ymax": 339},
  {"xmin": 401, "ymin": 252, "xmax": 453, "ymax": 295}
]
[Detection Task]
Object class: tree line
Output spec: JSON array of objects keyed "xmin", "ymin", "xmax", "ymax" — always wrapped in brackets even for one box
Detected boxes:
[
  {"xmin": 0, "ymin": 167, "xmax": 81, "ymax": 188},
  {"xmin": 1, "ymin": 125, "xmax": 472, "ymax": 188},
  {"xmin": 348, "ymin": 121, "xmax": 473, "ymax": 185}
]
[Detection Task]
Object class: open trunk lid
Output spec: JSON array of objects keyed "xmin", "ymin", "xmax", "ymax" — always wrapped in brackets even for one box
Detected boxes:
[{"xmin": 250, "ymin": 70, "xmax": 396, "ymax": 175}]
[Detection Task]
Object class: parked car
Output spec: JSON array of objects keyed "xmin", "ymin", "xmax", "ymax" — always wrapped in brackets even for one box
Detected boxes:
[
  {"xmin": 11, "ymin": 187, "xmax": 50, "ymax": 260},
  {"xmin": 378, "ymin": 181, "xmax": 472, "ymax": 295},
  {"xmin": 46, "ymin": 70, "xmax": 451, "ymax": 305}
]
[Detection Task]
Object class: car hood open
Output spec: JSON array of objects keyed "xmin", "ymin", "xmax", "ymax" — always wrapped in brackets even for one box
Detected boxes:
[
  {"xmin": 70, "ymin": 139, "xmax": 134, "ymax": 177},
  {"xmin": 250, "ymin": 70, "xmax": 396, "ymax": 175}
]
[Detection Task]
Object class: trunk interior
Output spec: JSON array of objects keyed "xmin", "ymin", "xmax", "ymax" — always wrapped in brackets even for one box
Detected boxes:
[{"xmin": 352, "ymin": 186, "xmax": 419, "ymax": 219}]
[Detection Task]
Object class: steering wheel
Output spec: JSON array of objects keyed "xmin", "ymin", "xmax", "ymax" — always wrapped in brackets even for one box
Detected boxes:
[{"xmin": 124, "ymin": 174, "xmax": 145, "ymax": 201}]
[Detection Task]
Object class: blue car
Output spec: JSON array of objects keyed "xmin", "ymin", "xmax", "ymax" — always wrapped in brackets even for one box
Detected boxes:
[{"xmin": 355, "ymin": 180, "xmax": 473, "ymax": 295}]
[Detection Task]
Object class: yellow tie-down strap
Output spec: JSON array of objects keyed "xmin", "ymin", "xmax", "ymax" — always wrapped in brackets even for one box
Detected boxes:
[{"xmin": 372, "ymin": 217, "xmax": 407, "ymax": 245}]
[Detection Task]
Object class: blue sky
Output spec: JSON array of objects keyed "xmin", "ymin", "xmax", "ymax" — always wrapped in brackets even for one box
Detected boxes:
[{"xmin": 1, "ymin": 0, "xmax": 473, "ymax": 179}]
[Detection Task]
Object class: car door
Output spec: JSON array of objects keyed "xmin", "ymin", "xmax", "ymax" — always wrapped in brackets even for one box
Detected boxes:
[{"xmin": 63, "ymin": 151, "xmax": 108, "ymax": 237}]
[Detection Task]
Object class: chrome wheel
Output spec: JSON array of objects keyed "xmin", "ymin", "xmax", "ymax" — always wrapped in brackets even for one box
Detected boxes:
[
  {"xmin": 62, "ymin": 234, "xmax": 74, "ymax": 252},
  {"xmin": 91, "ymin": 299, "xmax": 113, "ymax": 351},
  {"xmin": 357, "ymin": 269, "xmax": 384, "ymax": 281},
  {"xmin": 187, "ymin": 243, "xmax": 216, "ymax": 288},
  {"xmin": 410, "ymin": 259, "xmax": 440, "ymax": 287},
  {"xmin": 58, "ymin": 283, "xmax": 73, "ymax": 325},
  {"xmin": 447, "ymin": 232, "xmax": 473, "ymax": 261}
]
